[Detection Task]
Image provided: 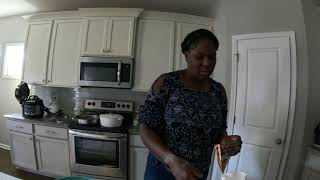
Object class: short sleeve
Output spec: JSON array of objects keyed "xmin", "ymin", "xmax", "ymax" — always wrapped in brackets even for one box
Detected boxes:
[{"xmin": 138, "ymin": 75, "xmax": 169, "ymax": 134}]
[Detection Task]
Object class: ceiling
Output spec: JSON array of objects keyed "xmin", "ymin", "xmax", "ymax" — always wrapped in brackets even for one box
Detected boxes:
[{"xmin": 0, "ymin": 0, "xmax": 216, "ymax": 18}]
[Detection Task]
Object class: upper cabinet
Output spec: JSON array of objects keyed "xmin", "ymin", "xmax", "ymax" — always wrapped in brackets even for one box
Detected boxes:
[
  {"xmin": 23, "ymin": 12, "xmax": 83, "ymax": 87},
  {"xmin": 81, "ymin": 17, "xmax": 135, "ymax": 57},
  {"xmin": 79, "ymin": 8, "xmax": 143, "ymax": 57},
  {"xmin": 47, "ymin": 19, "xmax": 83, "ymax": 87},
  {"xmin": 133, "ymin": 11, "xmax": 214, "ymax": 91},
  {"xmin": 175, "ymin": 23, "xmax": 213, "ymax": 70},
  {"xmin": 23, "ymin": 21, "xmax": 53, "ymax": 85}
]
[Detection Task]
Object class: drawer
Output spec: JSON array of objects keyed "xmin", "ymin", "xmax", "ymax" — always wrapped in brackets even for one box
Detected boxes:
[
  {"xmin": 35, "ymin": 125, "xmax": 68, "ymax": 140},
  {"xmin": 129, "ymin": 135, "xmax": 145, "ymax": 147},
  {"xmin": 6, "ymin": 119, "xmax": 33, "ymax": 134}
]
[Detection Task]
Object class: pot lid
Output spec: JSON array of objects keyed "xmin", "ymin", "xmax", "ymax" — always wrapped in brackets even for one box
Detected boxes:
[
  {"xmin": 15, "ymin": 81, "xmax": 30, "ymax": 104},
  {"xmin": 100, "ymin": 113, "xmax": 124, "ymax": 120}
]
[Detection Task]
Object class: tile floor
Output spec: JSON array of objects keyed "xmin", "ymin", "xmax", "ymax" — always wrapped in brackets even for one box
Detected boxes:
[{"xmin": 0, "ymin": 148, "xmax": 53, "ymax": 180}]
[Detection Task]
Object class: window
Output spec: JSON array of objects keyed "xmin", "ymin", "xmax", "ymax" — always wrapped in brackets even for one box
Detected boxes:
[{"xmin": 1, "ymin": 43, "xmax": 24, "ymax": 79}]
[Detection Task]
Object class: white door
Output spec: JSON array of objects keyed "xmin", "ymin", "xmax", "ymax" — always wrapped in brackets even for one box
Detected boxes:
[
  {"xmin": 23, "ymin": 21, "xmax": 52, "ymax": 84},
  {"xmin": 9, "ymin": 131, "xmax": 37, "ymax": 170},
  {"xmin": 226, "ymin": 33, "xmax": 296, "ymax": 180},
  {"xmin": 47, "ymin": 19, "xmax": 83, "ymax": 87},
  {"xmin": 174, "ymin": 23, "xmax": 212, "ymax": 70},
  {"xmin": 81, "ymin": 17, "xmax": 109, "ymax": 55},
  {"xmin": 35, "ymin": 136, "xmax": 71, "ymax": 176},
  {"xmin": 107, "ymin": 17, "xmax": 135, "ymax": 57},
  {"xmin": 130, "ymin": 147, "xmax": 149, "ymax": 180},
  {"xmin": 133, "ymin": 19, "xmax": 175, "ymax": 91}
]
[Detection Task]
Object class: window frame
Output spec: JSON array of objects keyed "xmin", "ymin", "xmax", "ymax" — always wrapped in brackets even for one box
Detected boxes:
[{"xmin": 1, "ymin": 42, "xmax": 25, "ymax": 80}]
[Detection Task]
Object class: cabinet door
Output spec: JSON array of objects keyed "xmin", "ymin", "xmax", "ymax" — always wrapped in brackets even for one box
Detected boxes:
[
  {"xmin": 9, "ymin": 131, "xmax": 37, "ymax": 170},
  {"xmin": 81, "ymin": 17, "xmax": 109, "ymax": 55},
  {"xmin": 133, "ymin": 19, "xmax": 175, "ymax": 91},
  {"xmin": 47, "ymin": 19, "xmax": 83, "ymax": 87},
  {"xmin": 106, "ymin": 17, "xmax": 135, "ymax": 57},
  {"xmin": 35, "ymin": 136, "xmax": 71, "ymax": 177},
  {"xmin": 174, "ymin": 23, "xmax": 213, "ymax": 70},
  {"xmin": 23, "ymin": 21, "xmax": 53, "ymax": 84},
  {"xmin": 130, "ymin": 147, "xmax": 149, "ymax": 180}
]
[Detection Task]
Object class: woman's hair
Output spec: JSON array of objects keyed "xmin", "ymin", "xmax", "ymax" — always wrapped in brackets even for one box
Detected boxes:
[{"xmin": 181, "ymin": 29, "xmax": 219, "ymax": 54}]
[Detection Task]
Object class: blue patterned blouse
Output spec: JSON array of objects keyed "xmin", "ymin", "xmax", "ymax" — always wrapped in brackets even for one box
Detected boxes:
[{"xmin": 138, "ymin": 71, "xmax": 228, "ymax": 173}]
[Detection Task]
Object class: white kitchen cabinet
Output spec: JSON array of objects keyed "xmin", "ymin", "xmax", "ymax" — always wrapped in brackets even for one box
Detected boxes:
[
  {"xmin": 130, "ymin": 147, "xmax": 149, "ymax": 180},
  {"xmin": 81, "ymin": 17, "xmax": 135, "ymax": 57},
  {"xmin": 9, "ymin": 131, "xmax": 37, "ymax": 170},
  {"xmin": 23, "ymin": 20, "xmax": 53, "ymax": 84},
  {"xmin": 174, "ymin": 23, "xmax": 213, "ymax": 70},
  {"xmin": 35, "ymin": 136, "xmax": 71, "ymax": 177},
  {"xmin": 133, "ymin": 19, "xmax": 175, "ymax": 91},
  {"xmin": 47, "ymin": 19, "xmax": 83, "ymax": 87},
  {"xmin": 129, "ymin": 135, "xmax": 149, "ymax": 180}
]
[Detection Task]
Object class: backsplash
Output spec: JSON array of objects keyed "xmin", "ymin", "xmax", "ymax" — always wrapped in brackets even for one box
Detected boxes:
[{"xmin": 29, "ymin": 85, "xmax": 148, "ymax": 115}]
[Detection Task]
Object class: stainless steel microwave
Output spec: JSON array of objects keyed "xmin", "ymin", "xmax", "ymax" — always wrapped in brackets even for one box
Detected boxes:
[{"xmin": 79, "ymin": 56, "xmax": 133, "ymax": 88}]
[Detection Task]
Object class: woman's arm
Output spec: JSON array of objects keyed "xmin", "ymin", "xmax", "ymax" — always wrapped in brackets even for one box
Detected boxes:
[
  {"xmin": 140, "ymin": 124, "xmax": 174, "ymax": 163},
  {"xmin": 140, "ymin": 124, "xmax": 202, "ymax": 180}
]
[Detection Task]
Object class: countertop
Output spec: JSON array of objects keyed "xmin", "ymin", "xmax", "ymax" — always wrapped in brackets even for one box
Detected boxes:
[
  {"xmin": 4, "ymin": 113, "xmax": 141, "ymax": 135},
  {"xmin": 4, "ymin": 113, "xmax": 71, "ymax": 129}
]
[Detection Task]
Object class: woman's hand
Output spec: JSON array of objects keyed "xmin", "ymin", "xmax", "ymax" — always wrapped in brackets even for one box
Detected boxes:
[
  {"xmin": 165, "ymin": 154, "xmax": 203, "ymax": 180},
  {"xmin": 220, "ymin": 135, "xmax": 242, "ymax": 156}
]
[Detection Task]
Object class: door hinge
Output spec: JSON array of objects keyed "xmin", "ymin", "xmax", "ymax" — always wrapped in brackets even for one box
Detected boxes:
[{"xmin": 233, "ymin": 115, "xmax": 236, "ymax": 124}]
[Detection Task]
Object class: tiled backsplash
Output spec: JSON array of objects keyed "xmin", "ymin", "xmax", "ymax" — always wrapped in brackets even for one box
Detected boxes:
[{"xmin": 30, "ymin": 85, "xmax": 147, "ymax": 115}]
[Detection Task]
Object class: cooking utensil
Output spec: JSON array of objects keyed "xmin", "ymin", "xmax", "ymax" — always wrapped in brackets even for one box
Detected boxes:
[
  {"xmin": 76, "ymin": 115, "xmax": 99, "ymax": 125},
  {"xmin": 100, "ymin": 113, "xmax": 124, "ymax": 127}
]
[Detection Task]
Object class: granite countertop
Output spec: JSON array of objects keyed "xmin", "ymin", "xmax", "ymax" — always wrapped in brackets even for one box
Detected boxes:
[{"xmin": 4, "ymin": 113, "xmax": 71, "ymax": 129}]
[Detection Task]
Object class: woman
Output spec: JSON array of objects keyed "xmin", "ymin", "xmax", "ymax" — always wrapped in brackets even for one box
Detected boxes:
[{"xmin": 138, "ymin": 29, "xmax": 241, "ymax": 180}]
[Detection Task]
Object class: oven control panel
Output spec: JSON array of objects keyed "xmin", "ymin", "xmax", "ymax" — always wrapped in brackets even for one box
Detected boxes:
[{"xmin": 85, "ymin": 99, "xmax": 133, "ymax": 112}]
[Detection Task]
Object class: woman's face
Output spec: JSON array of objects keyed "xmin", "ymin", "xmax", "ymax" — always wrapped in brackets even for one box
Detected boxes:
[{"xmin": 184, "ymin": 39, "xmax": 217, "ymax": 80}]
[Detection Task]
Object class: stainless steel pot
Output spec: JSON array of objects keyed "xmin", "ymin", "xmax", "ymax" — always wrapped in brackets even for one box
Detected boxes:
[{"xmin": 75, "ymin": 115, "xmax": 99, "ymax": 125}]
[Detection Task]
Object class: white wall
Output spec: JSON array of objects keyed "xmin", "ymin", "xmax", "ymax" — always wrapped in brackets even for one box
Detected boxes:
[
  {"xmin": 212, "ymin": 0, "xmax": 309, "ymax": 179},
  {"xmin": 302, "ymin": 0, "xmax": 320, "ymax": 147},
  {"xmin": 0, "ymin": 16, "xmax": 27, "ymax": 145}
]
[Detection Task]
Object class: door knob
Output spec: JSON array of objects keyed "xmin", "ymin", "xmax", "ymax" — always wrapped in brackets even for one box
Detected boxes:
[{"xmin": 275, "ymin": 138, "xmax": 283, "ymax": 145}]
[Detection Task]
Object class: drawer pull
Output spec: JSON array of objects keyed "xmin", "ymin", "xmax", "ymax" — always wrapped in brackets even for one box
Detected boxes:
[
  {"xmin": 16, "ymin": 126, "xmax": 24, "ymax": 129},
  {"xmin": 45, "ymin": 130, "xmax": 57, "ymax": 135}
]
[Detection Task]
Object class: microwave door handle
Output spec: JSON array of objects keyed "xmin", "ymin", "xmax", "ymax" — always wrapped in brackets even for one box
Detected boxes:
[{"xmin": 117, "ymin": 61, "xmax": 122, "ymax": 85}]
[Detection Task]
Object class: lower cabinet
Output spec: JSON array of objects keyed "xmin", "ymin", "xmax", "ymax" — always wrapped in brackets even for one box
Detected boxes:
[
  {"xmin": 35, "ymin": 136, "xmax": 71, "ymax": 177},
  {"xmin": 130, "ymin": 147, "xmax": 149, "ymax": 180},
  {"xmin": 129, "ymin": 134, "xmax": 149, "ymax": 180},
  {"xmin": 9, "ymin": 131, "xmax": 37, "ymax": 170}
]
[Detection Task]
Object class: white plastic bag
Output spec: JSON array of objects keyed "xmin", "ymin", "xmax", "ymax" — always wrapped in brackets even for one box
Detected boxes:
[{"xmin": 221, "ymin": 171, "xmax": 247, "ymax": 180}]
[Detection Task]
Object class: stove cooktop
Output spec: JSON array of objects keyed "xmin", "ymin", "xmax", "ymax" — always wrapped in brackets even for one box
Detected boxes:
[{"xmin": 68, "ymin": 121, "xmax": 128, "ymax": 133}]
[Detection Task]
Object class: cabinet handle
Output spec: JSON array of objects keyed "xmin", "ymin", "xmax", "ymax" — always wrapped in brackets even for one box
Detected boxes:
[
  {"xmin": 50, "ymin": 131, "xmax": 56, "ymax": 134},
  {"xmin": 106, "ymin": 49, "xmax": 111, "ymax": 53},
  {"xmin": 42, "ymin": 79, "xmax": 46, "ymax": 83},
  {"xmin": 45, "ymin": 130, "xmax": 50, "ymax": 134},
  {"xmin": 16, "ymin": 126, "xmax": 24, "ymax": 129},
  {"xmin": 48, "ymin": 80, "xmax": 51, "ymax": 83}
]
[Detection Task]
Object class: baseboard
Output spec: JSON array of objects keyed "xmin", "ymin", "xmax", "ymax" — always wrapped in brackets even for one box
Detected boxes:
[{"xmin": 0, "ymin": 143, "xmax": 10, "ymax": 150}]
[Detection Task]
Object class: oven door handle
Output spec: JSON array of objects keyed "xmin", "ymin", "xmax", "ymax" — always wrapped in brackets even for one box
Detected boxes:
[
  {"xmin": 69, "ymin": 130, "xmax": 127, "ymax": 140},
  {"xmin": 117, "ymin": 61, "xmax": 122, "ymax": 85}
]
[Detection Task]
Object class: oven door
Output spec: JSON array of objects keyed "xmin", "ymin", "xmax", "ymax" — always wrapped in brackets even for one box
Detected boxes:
[
  {"xmin": 79, "ymin": 56, "xmax": 133, "ymax": 88},
  {"xmin": 69, "ymin": 129, "xmax": 128, "ymax": 178}
]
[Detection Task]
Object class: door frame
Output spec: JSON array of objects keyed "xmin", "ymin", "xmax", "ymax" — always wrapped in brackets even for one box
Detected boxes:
[{"xmin": 229, "ymin": 31, "xmax": 297, "ymax": 180}]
